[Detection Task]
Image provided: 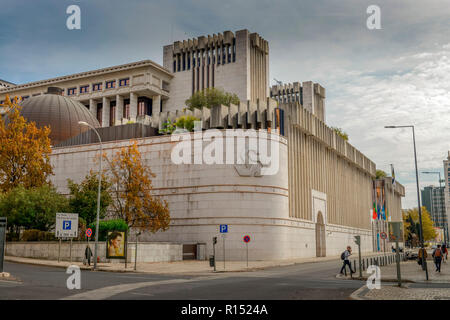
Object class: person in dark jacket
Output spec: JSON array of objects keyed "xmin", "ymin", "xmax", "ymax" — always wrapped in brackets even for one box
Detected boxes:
[
  {"xmin": 85, "ymin": 244, "xmax": 93, "ymax": 266},
  {"xmin": 432, "ymin": 245, "xmax": 443, "ymax": 272}
]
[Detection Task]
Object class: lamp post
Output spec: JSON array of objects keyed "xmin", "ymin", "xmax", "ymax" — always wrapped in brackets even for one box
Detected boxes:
[
  {"xmin": 385, "ymin": 125, "xmax": 428, "ymax": 280},
  {"xmin": 78, "ymin": 121, "xmax": 102, "ymax": 270},
  {"xmin": 422, "ymin": 171, "xmax": 448, "ymax": 244}
]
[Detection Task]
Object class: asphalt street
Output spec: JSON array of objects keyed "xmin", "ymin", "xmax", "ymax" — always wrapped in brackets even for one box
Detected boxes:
[{"xmin": 0, "ymin": 259, "xmax": 364, "ymax": 300}]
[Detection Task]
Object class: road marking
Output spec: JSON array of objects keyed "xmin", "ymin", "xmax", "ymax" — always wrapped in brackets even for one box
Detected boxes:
[{"xmin": 62, "ymin": 275, "xmax": 223, "ymax": 300}]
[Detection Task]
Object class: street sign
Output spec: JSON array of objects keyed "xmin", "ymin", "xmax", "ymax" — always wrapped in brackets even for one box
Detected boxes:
[
  {"xmin": 219, "ymin": 224, "xmax": 228, "ymax": 233},
  {"xmin": 243, "ymin": 235, "xmax": 251, "ymax": 243},
  {"xmin": 86, "ymin": 228, "xmax": 92, "ymax": 238},
  {"xmin": 0, "ymin": 217, "xmax": 6, "ymax": 273},
  {"xmin": 55, "ymin": 213, "xmax": 79, "ymax": 238},
  {"xmin": 380, "ymin": 232, "xmax": 387, "ymax": 240}
]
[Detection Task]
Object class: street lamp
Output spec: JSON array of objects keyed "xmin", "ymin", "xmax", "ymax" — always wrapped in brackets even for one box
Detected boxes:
[
  {"xmin": 422, "ymin": 171, "xmax": 448, "ymax": 244},
  {"xmin": 78, "ymin": 121, "xmax": 102, "ymax": 270},
  {"xmin": 385, "ymin": 125, "xmax": 428, "ymax": 280}
]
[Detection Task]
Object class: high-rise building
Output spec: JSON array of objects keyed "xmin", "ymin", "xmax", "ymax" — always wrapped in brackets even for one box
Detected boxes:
[
  {"xmin": 443, "ymin": 152, "xmax": 450, "ymax": 242},
  {"xmin": 421, "ymin": 186, "xmax": 447, "ymax": 234}
]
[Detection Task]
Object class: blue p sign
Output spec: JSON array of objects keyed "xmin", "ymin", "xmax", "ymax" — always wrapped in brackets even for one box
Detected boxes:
[
  {"xmin": 63, "ymin": 220, "xmax": 72, "ymax": 230},
  {"xmin": 220, "ymin": 225, "xmax": 228, "ymax": 233}
]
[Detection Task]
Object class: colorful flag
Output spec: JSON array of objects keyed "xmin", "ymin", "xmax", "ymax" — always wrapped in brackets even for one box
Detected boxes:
[{"xmin": 373, "ymin": 202, "xmax": 377, "ymax": 220}]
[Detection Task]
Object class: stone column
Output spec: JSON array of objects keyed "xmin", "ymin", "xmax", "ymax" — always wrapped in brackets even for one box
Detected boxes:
[
  {"xmin": 129, "ymin": 92, "xmax": 137, "ymax": 121},
  {"xmin": 116, "ymin": 94, "xmax": 124, "ymax": 125},
  {"xmin": 152, "ymin": 95, "xmax": 161, "ymax": 116},
  {"xmin": 102, "ymin": 96, "xmax": 110, "ymax": 127},
  {"xmin": 89, "ymin": 99, "xmax": 97, "ymax": 119}
]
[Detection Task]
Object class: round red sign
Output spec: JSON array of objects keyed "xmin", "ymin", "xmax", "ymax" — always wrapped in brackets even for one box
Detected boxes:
[
  {"xmin": 86, "ymin": 228, "xmax": 93, "ymax": 238},
  {"xmin": 380, "ymin": 232, "xmax": 387, "ymax": 240},
  {"xmin": 243, "ymin": 235, "xmax": 251, "ymax": 243}
]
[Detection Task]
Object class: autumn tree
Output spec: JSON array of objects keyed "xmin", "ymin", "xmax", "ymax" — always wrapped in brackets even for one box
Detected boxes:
[
  {"xmin": 403, "ymin": 206, "xmax": 437, "ymax": 242},
  {"xmin": 376, "ymin": 170, "xmax": 387, "ymax": 179},
  {"xmin": 67, "ymin": 171, "xmax": 113, "ymax": 226},
  {"xmin": 105, "ymin": 140, "xmax": 170, "ymax": 232},
  {"xmin": 0, "ymin": 95, "xmax": 53, "ymax": 192}
]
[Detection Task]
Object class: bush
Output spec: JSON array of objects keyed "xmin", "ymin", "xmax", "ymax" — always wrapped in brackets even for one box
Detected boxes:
[
  {"xmin": 175, "ymin": 115, "xmax": 200, "ymax": 132},
  {"xmin": 21, "ymin": 229, "xmax": 56, "ymax": 241},
  {"xmin": 21, "ymin": 229, "xmax": 40, "ymax": 241},
  {"xmin": 6, "ymin": 232, "xmax": 20, "ymax": 241},
  {"xmin": 88, "ymin": 219, "xmax": 128, "ymax": 241}
]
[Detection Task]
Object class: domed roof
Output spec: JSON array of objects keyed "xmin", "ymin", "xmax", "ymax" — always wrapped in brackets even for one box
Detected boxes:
[{"xmin": 11, "ymin": 92, "xmax": 100, "ymax": 146}]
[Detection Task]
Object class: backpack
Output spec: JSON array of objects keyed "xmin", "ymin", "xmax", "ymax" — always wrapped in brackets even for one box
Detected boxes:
[
  {"xmin": 435, "ymin": 249, "xmax": 442, "ymax": 258},
  {"xmin": 341, "ymin": 251, "xmax": 346, "ymax": 260}
]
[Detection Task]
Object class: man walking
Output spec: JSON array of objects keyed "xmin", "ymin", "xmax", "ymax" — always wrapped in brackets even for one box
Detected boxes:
[
  {"xmin": 85, "ymin": 244, "xmax": 93, "ymax": 266},
  {"xmin": 432, "ymin": 245, "xmax": 443, "ymax": 272},
  {"xmin": 340, "ymin": 246, "xmax": 354, "ymax": 275}
]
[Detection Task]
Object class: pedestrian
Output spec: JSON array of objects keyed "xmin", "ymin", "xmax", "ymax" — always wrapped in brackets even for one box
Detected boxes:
[
  {"xmin": 85, "ymin": 244, "xmax": 93, "ymax": 266},
  {"xmin": 418, "ymin": 247, "xmax": 427, "ymax": 266},
  {"xmin": 442, "ymin": 244, "xmax": 448, "ymax": 263},
  {"xmin": 391, "ymin": 245, "xmax": 395, "ymax": 253},
  {"xmin": 340, "ymin": 246, "xmax": 354, "ymax": 275},
  {"xmin": 432, "ymin": 245, "xmax": 443, "ymax": 272}
]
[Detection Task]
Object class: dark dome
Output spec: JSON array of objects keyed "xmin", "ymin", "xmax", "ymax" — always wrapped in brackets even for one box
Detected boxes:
[{"xmin": 10, "ymin": 94, "xmax": 100, "ymax": 146}]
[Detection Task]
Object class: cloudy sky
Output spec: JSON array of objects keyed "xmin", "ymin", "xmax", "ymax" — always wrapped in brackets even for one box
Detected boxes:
[{"xmin": 1, "ymin": 0, "xmax": 449, "ymax": 208}]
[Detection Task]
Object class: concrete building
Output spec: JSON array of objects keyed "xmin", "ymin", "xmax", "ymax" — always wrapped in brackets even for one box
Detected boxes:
[
  {"xmin": 443, "ymin": 152, "xmax": 450, "ymax": 242},
  {"xmin": 163, "ymin": 30, "xmax": 269, "ymax": 112},
  {"xmin": 421, "ymin": 186, "xmax": 446, "ymax": 230},
  {"xmin": 0, "ymin": 29, "xmax": 405, "ymax": 260}
]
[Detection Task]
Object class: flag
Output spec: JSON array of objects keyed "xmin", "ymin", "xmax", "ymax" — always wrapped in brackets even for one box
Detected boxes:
[
  {"xmin": 391, "ymin": 164, "xmax": 396, "ymax": 186},
  {"xmin": 373, "ymin": 202, "xmax": 377, "ymax": 220}
]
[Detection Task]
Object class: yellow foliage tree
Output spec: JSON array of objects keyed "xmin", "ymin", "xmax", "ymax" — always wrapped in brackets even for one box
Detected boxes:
[
  {"xmin": 0, "ymin": 95, "xmax": 53, "ymax": 192},
  {"xmin": 105, "ymin": 140, "xmax": 170, "ymax": 232},
  {"xmin": 403, "ymin": 206, "xmax": 437, "ymax": 241}
]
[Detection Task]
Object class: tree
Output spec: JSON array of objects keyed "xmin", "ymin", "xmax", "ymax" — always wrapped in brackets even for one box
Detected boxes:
[
  {"xmin": 331, "ymin": 126, "xmax": 349, "ymax": 141},
  {"xmin": 376, "ymin": 170, "xmax": 387, "ymax": 179},
  {"xmin": 403, "ymin": 206, "xmax": 437, "ymax": 242},
  {"xmin": 0, "ymin": 95, "xmax": 53, "ymax": 192},
  {"xmin": 105, "ymin": 141, "xmax": 170, "ymax": 232},
  {"xmin": 67, "ymin": 171, "xmax": 113, "ymax": 226},
  {"xmin": 0, "ymin": 185, "xmax": 69, "ymax": 232},
  {"xmin": 185, "ymin": 87, "xmax": 240, "ymax": 111}
]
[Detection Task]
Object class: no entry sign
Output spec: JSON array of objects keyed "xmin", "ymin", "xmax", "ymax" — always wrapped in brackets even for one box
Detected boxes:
[
  {"xmin": 86, "ymin": 228, "xmax": 93, "ymax": 238},
  {"xmin": 243, "ymin": 235, "xmax": 251, "ymax": 243}
]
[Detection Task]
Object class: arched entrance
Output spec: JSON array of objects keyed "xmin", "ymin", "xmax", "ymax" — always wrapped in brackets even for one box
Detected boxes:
[{"xmin": 315, "ymin": 211, "xmax": 326, "ymax": 257}]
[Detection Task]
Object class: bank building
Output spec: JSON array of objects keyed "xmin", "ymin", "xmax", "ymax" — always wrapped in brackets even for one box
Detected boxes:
[{"xmin": 0, "ymin": 29, "xmax": 404, "ymax": 261}]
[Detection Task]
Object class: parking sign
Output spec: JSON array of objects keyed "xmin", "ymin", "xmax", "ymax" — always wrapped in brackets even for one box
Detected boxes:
[
  {"xmin": 220, "ymin": 225, "xmax": 228, "ymax": 233},
  {"xmin": 56, "ymin": 213, "xmax": 78, "ymax": 238}
]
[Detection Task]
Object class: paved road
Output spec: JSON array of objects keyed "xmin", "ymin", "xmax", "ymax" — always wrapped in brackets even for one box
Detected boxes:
[{"xmin": 0, "ymin": 259, "xmax": 364, "ymax": 300}]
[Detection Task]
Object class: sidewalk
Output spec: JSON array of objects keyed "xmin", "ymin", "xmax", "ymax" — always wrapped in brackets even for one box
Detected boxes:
[
  {"xmin": 351, "ymin": 258, "xmax": 450, "ymax": 300},
  {"xmin": 5, "ymin": 251, "xmax": 388, "ymax": 275}
]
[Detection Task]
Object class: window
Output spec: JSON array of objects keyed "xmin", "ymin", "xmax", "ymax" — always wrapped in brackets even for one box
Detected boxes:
[
  {"xmin": 80, "ymin": 85, "xmax": 89, "ymax": 94},
  {"xmin": 93, "ymin": 83, "xmax": 102, "ymax": 91},
  {"xmin": 105, "ymin": 80, "xmax": 115, "ymax": 89},
  {"xmin": 67, "ymin": 88, "xmax": 76, "ymax": 96},
  {"xmin": 123, "ymin": 99, "xmax": 130, "ymax": 118},
  {"xmin": 119, "ymin": 78, "xmax": 129, "ymax": 87}
]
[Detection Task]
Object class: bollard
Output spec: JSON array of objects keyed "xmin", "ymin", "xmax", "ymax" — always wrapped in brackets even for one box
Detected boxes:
[{"xmin": 362, "ymin": 258, "xmax": 365, "ymax": 271}]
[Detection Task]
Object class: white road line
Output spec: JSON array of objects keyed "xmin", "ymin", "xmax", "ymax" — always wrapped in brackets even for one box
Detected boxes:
[{"xmin": 62, "ymin": 275, "xmax": 223, "ymax": 300}]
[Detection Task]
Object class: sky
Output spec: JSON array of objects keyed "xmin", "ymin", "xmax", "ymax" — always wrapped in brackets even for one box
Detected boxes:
[{"xmin": 1, "ymin": 0, "xmax": 449, "ymax": 208}]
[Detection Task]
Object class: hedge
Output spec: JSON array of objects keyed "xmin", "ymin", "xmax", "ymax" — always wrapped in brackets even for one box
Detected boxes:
[{"xmin": 21, "ymin": 229, "xmax": 56, "ymax": 241}]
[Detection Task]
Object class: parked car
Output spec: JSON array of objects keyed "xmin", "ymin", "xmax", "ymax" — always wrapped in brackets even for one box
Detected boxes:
[{"xmin": 406, "ymin": 250, "xmax": 418, "ymax": 260}]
